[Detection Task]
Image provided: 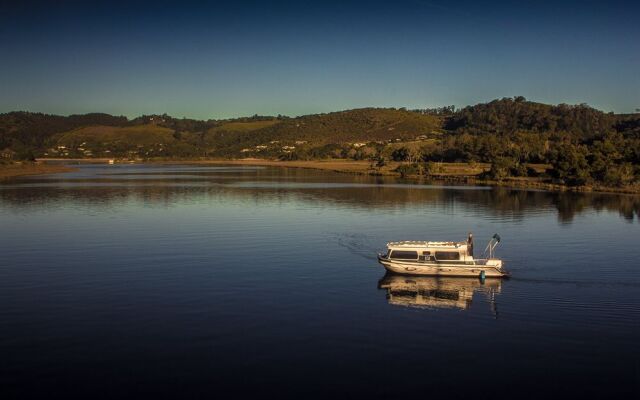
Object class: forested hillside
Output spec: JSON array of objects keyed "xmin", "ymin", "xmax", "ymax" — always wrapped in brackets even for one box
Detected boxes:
[
  {"xmin": 427, "ymin": 98, "xmax": 640, "ymax": 187},
  {"xmin": 1, "ymin": 98, "xmax": 639, "ymax": 188},
  {"xmin": 0, "ymin": 112, "xmax": 128, "ymax": 159},
  {"xmin": 0, "ymin": 108, "xmax": 442, "ymax": 159}
]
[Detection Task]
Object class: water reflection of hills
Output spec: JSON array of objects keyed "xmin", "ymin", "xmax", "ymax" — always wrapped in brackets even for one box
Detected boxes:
[
  {"xmin": 378, "ymin": 274, "xmax": 502, "ymax": 312},
  {"xmin": 0, "ymin": 166, "xmax": 639, "ymax": 223}
]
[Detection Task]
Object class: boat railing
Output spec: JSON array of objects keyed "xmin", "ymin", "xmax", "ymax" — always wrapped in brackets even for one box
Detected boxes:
[{"xmin": 482, "ymin": 234, "xmax": 501, "ymax": 259}]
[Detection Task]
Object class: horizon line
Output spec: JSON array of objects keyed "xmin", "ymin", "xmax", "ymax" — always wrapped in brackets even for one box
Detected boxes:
[{"xmin": 2, "ymin": 97, "xmax": 638, "ymax": 121}]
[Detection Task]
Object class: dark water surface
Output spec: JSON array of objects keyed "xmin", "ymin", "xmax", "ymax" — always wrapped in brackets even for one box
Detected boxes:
[{"xmin": 1, "ymin": 164, "xmax": 639, "ymax": 399}]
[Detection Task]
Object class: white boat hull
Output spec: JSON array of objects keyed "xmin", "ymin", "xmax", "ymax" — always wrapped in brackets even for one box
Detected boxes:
[{"xmin": 378, "ymin": 256, "xmax": 507, "ymax": 278}]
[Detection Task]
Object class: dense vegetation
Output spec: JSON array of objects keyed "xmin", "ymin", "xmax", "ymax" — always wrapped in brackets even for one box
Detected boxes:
[
  {"xmin": 1, "ymin": 97, "xmax": 639, "ymax": 189},
  {"xmin": 428, "ymin": 98, "xmax": 640, "ymax": 187},
  {"xmin": 0, "ymin": 112, "xmax": 128, "ymax": 160}
]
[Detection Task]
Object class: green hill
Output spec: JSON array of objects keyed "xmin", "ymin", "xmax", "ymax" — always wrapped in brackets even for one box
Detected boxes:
[
  {"xmin": 445, "ymin": 97, "xmax": 620, "ymax": 139},
  {"xmin": 30, "ymin": 108, "xmax": 441, "ymax": 158},
  {"xmin": 210, "ymin": 119, "xmax": 282, "ymax": 133},
  {"xmin": 1, "ymin": 98, "xmax": 639, "ymax": 188},
  {"xmin": 48, "ymin": 124, "xmax": 204, "ymax": 158},
  {"xmin": 203, "ymin": 108, "xmax": 442, "ymax": 156},
  {"xmin": 54, "ymin": 125, "xmax": 176, "ymax": 145},
  {"xmin": 0, "ymin": 112, "xmax": 127, "ymax": 158}
]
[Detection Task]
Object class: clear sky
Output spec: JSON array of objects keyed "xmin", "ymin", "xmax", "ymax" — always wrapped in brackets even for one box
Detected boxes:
[{"xmin": 1, "ymin": 0, "xmax": 638, "ymax": 119}]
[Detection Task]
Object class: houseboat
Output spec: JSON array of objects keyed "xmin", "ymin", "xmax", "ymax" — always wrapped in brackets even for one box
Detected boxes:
[{"xmin": 377, "ymin": 233, "xmax": 508, "ymax": 278}]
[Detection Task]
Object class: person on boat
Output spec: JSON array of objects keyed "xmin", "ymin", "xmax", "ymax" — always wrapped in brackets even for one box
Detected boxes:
[{"xmin": 467, "ymin": 233, "xmax": 474, "ymax": 258}]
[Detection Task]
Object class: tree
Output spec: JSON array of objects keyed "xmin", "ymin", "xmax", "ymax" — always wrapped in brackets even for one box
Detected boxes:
[
  {"xmin": 484, "ymin": 157, "xmax": 517, "ymax": 181},
  {"xmin": 395, "ymin": 163, "xmax": 423, "ymax": 177},
  {"xmin": 391, "ymin": 147, "xmax": 409, "ymax": 161},
  {"xmin": 601, "ymin": 163, "xmax": 635, "ymax": 187},
  {"xmin": 548, "ymin": 143, "xmax": 591, "ymax": 186}
]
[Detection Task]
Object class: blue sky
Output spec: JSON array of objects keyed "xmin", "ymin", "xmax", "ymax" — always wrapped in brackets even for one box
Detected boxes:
[{"xmin": 1, "ymin": 0, "xmax": 638, "ymax": 118}]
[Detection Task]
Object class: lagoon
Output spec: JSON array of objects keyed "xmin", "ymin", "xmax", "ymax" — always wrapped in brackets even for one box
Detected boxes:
[{"xmin": 1, "ymin": 164, "xmax": 638, "ymax": 398}]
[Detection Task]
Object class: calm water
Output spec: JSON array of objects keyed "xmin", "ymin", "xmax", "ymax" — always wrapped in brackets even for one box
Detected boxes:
[{"xmin": 1, "ymin": 164, "xmax": 639, "ymax": 398}]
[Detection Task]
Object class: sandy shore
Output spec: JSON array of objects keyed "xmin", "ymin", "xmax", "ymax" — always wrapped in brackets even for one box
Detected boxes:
[
  {"xmin": 0, "ymin": 163, "xmax": 75, "ymax": 180},
  {"xmin": 32, "ymin": 158, "xmax": 640, "ymax": 194},
  {"xmin": 175, "ymin": 158, "xmax": 493, "ymax": 176},
  {"xmin": 186, "ymin": 159, "xmax": 640, "ymax": 194}
]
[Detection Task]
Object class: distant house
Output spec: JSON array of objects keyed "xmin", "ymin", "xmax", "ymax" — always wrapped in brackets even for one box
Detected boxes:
[{"xmin": 1, "ymin": 148, "xmax": 16, "ymax": 160}]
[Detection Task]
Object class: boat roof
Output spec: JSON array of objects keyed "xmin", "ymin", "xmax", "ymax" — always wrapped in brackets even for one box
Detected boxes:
[{"xmin": 387, "ymin": 240, "xmax": 467, "ymax": 250}]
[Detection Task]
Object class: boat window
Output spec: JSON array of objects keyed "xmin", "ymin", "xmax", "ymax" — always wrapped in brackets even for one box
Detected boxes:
[
  {"xmin": 420, "ymin": 251, "xmax": 432, "ymax": 261},
  {"xmin": 390, "ymin": 250, "xmax": 418, "ymax": 260},
  {"xmin": 435, "ymin": 251, "xmax": 460, "ymax": 261}
]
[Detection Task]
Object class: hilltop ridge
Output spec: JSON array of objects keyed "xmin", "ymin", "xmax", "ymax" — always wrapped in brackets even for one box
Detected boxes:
[{"xmin": 1, "ymin": 98, "xmax": 639, "ymax": 189}]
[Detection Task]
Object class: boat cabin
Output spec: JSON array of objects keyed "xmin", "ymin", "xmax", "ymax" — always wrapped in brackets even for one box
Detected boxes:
[{"xmin": 385, "ymin": 241, "xmax": 473, "ymax": 263}]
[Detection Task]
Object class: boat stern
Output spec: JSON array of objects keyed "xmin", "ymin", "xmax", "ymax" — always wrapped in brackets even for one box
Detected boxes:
[{"xmin": 486, "ymin": 258, "xmax": 502, "ymax": 268}]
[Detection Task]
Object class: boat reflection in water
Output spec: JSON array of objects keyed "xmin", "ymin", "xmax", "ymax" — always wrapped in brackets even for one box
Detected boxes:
[{"xmin": 378, "ymin": 273, "xmax": 502, "ymax": 313}]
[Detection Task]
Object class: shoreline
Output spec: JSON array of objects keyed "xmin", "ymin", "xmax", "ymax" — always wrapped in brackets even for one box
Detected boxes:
[
  {"xmin": 33, "ymin": 158, "xmax": 640, "ymax": 195},
  {"xmin": 0, "ymin": 162, "xmax": 75, "ymax": 180},
  {"xmin": 171, "ymin": 159, "xmax": 640, "ymax": 195}
]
